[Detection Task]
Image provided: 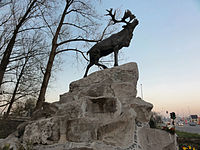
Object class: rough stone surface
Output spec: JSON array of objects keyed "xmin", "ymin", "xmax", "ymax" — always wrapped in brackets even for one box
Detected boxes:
[
  {"xmin": 23, "ymin": 117, "xmax": 60, "ymax": 144},
  {"xmin": 66, "ymin": 118, "xmax": 98, "ymax": 142},
  {"xmin": 0, "ymin": 62, "xmax": 178, "ymax": 150},
  {"xmin": 131, "ymin": 97, "xmax": 153, "ymax": 123},
  {"xmin": 0, "ymin": 133, "xmax": 20, "ymax": 149},
  {"xmin": 138, "ymin": 127, "xmax": 177, "ymax": 150},
  {"xmin": 97, "ymin": 109, "xmax": 136, "ymax": 147}
]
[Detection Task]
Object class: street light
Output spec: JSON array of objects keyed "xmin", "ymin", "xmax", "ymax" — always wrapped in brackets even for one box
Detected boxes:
[{"xmin": 140, "ymin": 83, "xmax": 143, "ymax": 99}]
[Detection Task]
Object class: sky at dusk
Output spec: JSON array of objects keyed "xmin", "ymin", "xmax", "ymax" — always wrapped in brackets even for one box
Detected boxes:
[{"xmin": 46, "ymin": 0, "xmax": 200, "ymax": 117}]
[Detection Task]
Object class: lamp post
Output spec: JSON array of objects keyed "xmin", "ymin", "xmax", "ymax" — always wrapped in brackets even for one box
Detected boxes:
[{"xmin": 140, "ymin": 84, "xmax": 143, "ymax": 99}]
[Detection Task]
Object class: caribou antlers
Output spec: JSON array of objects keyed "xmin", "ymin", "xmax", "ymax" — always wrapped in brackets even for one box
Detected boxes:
[{"xmin": 106, "ymin": 8, "xmax": 136, "ymax": 24}]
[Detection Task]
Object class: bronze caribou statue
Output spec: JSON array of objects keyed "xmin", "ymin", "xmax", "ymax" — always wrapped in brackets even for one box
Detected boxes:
[{"xmin": 84, "ymin": 9, "xmax": 139, "ymax": 77}]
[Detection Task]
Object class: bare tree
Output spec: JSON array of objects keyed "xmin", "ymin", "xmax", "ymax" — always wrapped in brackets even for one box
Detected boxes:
[
  {"xmin": 35, "ymin": 0, "xmax": 111, "ymax": 110},
  {"xmin": 5, "ymin": 54, "xmax": 29, "ymax": 117},
  {"xmin": 1, "ymin": 30, "xmax": 49, "ymax": 117},
  {"xmin": 0, "ymin": 0, "xmax": 50, "ymax": 89},
  {"xmin": 0, "ymin": 0, "xmax": 66, "ymax": 115}
]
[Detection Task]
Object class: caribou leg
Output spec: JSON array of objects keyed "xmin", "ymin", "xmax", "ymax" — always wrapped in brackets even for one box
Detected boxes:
[
  {"xmin": 84, "ymin": 62, "xmax": 94, "ymax": 78},
  {"xmin": 114, "ymin": 49, "xmax": 119, "ymax": 66},
  {"xmin": 95, "ymin": 62, "xmax": 108, "ymax": 69}
]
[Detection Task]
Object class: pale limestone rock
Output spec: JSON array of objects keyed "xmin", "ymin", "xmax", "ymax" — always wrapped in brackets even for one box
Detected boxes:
[
  {"xmin": 23, "ymin": 117, "xmax": 60, "ymax": 144},
  {"xmin": 97, "ymin": 108, "xmax": 136, "ymax": 148},
  {"xmin": 55, "ymin": 100, "xmax": 83, "ymax": 118},
  {"xmin": 138, "ymin": 127, "xmax": 177, "ymax": 150},
  {"xmin": 66, "ymin": 118, "xmax": 98, "ymax": 142},
  {"xmin": 33, "ymin": 141, "xmax": 119, "ymax": 150},
  {"xmin": 58, "ymin": 117, "xmax": 67, "ymax": 143},
  {"xmin": 131, "ymin": 97, "xmax": 153, "ymax": 123},
  {"xmin": 0, "ymin": 62, "xmax": 178, "ymax": 150},
  {"xmin": 61, "ymin": 62, "xmax": 138, "ymax": 105},
  {"xmin": 82, "ymin": 96, "xmax": 122, "ymax": 124},
  {"xmin": 0, "ymin": 134, "xmax": 19, "ymax": 150}
]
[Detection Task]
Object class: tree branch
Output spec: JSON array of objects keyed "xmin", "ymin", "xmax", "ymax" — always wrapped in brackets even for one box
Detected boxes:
[
  {"xmin": 38, "ymin": 4, "xmax": 54, "ymax": 36},
  {"xmin": 57, "ymin": 38, "xmax": 99, "ymax": 46},
  {"xmin": 63, "ymin": 22, "xmax": 88, "ymax": 32},
  {"xmin": 18, "ymin": 25, "xmax": 47, "ymax": 33},
  {"xmin": 56, "ymin": 48, "xmax": 88, "ymax": 61}
]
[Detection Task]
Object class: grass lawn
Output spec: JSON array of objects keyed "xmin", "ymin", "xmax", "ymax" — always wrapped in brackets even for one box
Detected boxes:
[
  {"xmin": 176, "ymin": 130, "xmax": 200, "ymax": 139},
  {"xmin": 176, "ymin": 130, "xmax": 200, "ymax": 150}
]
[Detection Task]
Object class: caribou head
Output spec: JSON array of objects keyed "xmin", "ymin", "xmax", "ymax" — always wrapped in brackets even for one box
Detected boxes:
[{"xmin": 106, "ymin": 8, "xmax": 138, "ymax": 29}]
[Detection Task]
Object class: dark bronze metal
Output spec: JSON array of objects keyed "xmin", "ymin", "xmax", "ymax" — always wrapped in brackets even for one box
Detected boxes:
[{"xmin": 84, "ymin": 9, "xmax": 139, "ymax": 77}]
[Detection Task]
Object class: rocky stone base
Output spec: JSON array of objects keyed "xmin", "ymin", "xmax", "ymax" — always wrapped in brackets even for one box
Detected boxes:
[{"xmin": 0, "ymin": 63, "xmax": 178, "ymax": 150}]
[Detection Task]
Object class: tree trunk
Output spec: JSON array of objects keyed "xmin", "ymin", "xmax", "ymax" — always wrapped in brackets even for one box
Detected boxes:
[
  {"xmin": 0, "ymin": 0, "xmax": 37, "ymax": 88},
  {"xmin": 5, "ymin": 59, "xmax": 28, "ymax": 117},
  {"xmin": 0, "ymin": 33, "xmax": 17, "ymax": 87},
  {"xmin": 35, "ymin": 2, "xmax": 70, "ymax": 110},
  {"xmin": 35, "ymin": 45, "xmax": 56, "ymax": 110}
]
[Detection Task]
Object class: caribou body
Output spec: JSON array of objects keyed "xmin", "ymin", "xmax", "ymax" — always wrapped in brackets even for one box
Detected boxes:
[{"xmin": 84, "ymin": 9, "xmax": 139, "ymax": 77}]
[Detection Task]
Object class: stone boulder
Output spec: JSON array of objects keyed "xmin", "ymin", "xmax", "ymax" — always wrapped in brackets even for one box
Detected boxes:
[
  {"xmin": 0, "ymin": 62, "xmax": 178, "ymax": 150},
  {"xmin": 138, "ymin": 127, "xmax": 178, "ymax": 150}
]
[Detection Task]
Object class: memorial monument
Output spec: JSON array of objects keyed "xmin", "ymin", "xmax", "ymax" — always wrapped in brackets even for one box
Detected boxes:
[{"xmin": 0, "ymin": 9, "xmax": 178, "ymax": 150}]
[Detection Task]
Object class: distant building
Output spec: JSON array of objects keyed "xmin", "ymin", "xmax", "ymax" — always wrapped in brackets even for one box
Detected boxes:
[
  {"xmin": 190, "ymin": 115, "xmax": 198, "ymax": 123},
  {"xmin": 198, "ymin": 117, "xmax": 200, "ymax": 125}
]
